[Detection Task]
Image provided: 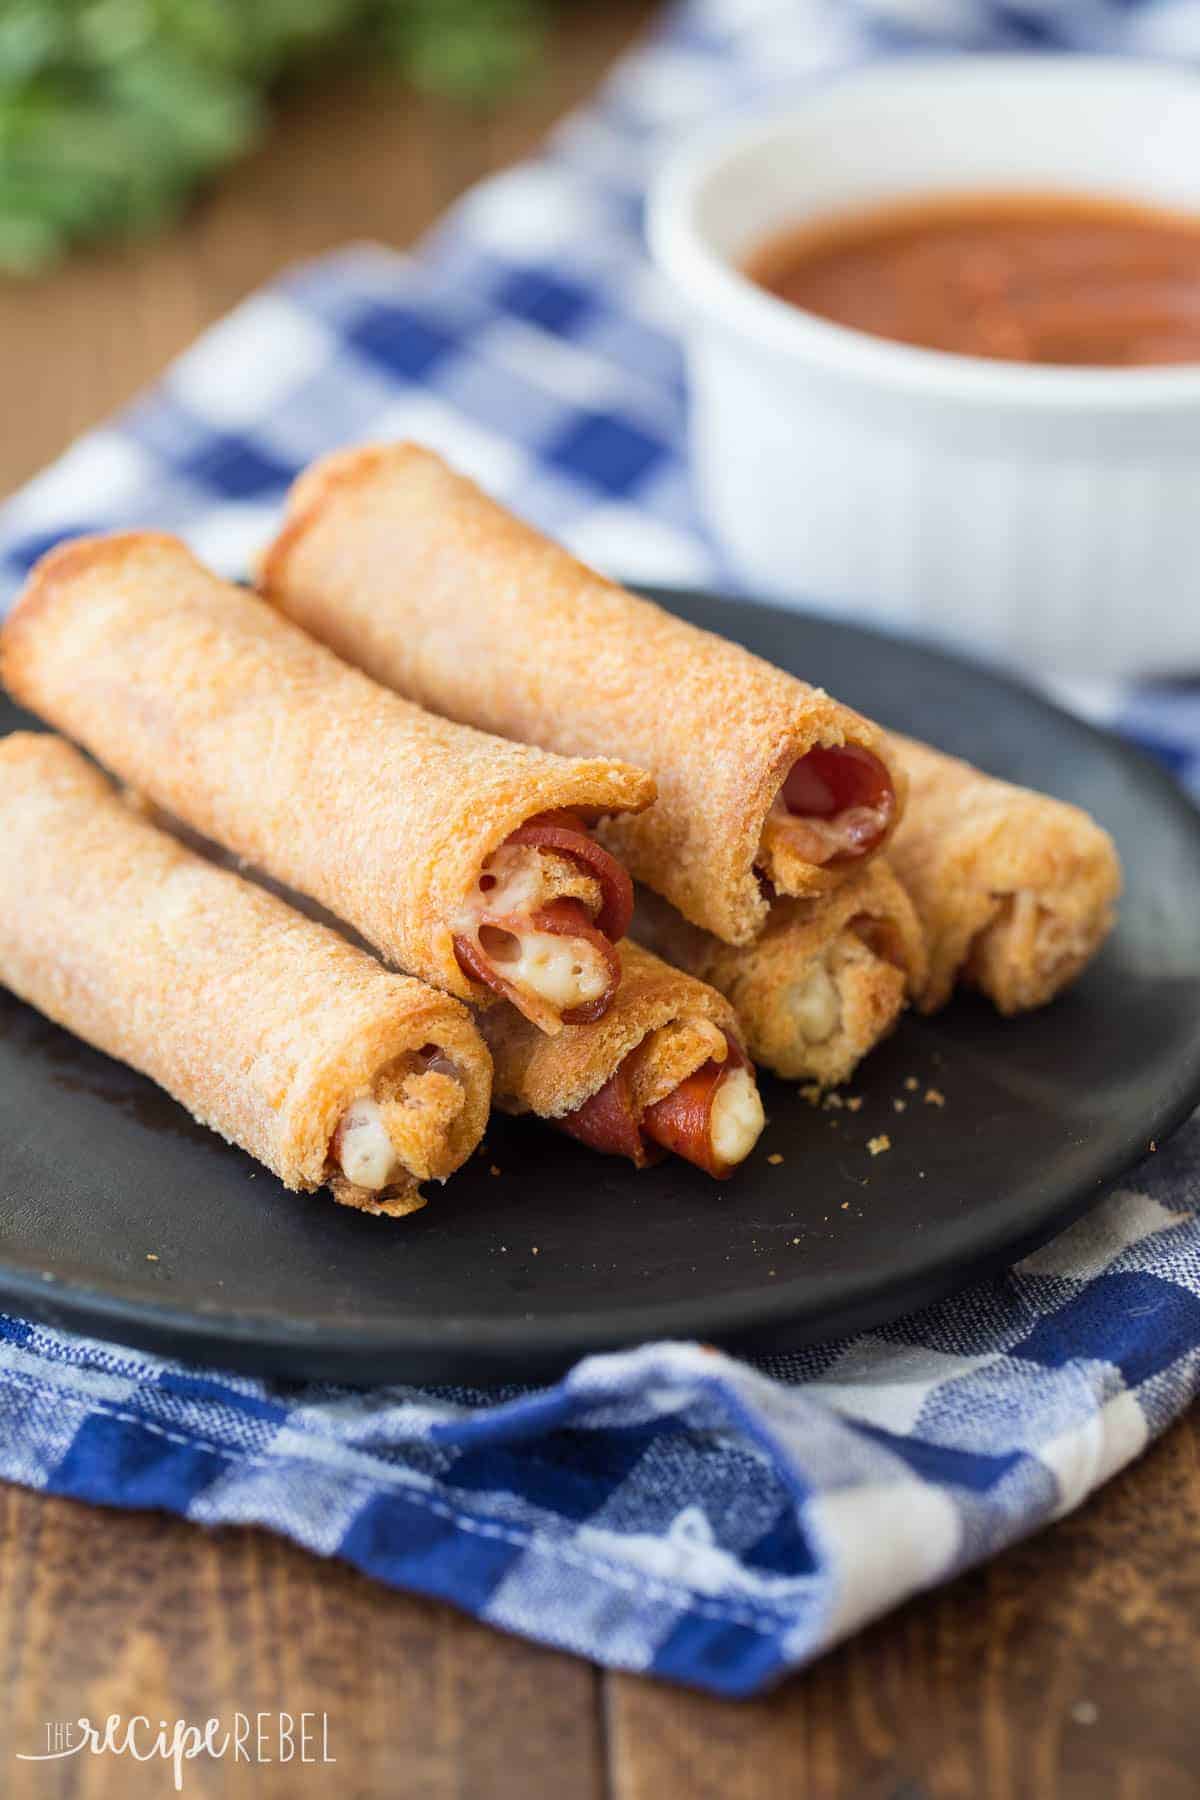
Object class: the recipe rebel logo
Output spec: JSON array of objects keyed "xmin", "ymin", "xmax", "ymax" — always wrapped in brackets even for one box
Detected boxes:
[{"xmin": 16, "ymin": 1712, "xmax": 336, "ymax": 1789}]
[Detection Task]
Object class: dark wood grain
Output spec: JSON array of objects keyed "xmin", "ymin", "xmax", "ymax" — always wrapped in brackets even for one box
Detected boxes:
[
  {"xmin": 4, "ymin": 1414, "xmax": 1197, "ymax": 1799},
  {"xmin": 608, "ymin": 1406, "xmax": 1200, "ymax": 1800},
  {"xmin": 2, "ymin": 6, "xmax": 1199, "ymax": 1796},
  {"xmin": 0, "ymin": 1487, "xmax": 602, "ymax": 1799}
]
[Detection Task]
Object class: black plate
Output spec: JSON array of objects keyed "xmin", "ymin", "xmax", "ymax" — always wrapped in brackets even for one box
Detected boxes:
[{"xmin": 3, "ymin": 592, "xmax": 1199, "ymax": 1384}]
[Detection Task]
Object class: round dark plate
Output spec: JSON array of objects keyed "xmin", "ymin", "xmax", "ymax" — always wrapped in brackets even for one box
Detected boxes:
[{"xmin": 2, "ymin": 591, "xmax": 1198, "ymax": 1384}]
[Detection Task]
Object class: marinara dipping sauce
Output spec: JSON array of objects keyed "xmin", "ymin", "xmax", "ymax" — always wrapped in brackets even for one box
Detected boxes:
[{"xmin": 745, "ymin": 191, "xmax": 1200, "ymax": 367}]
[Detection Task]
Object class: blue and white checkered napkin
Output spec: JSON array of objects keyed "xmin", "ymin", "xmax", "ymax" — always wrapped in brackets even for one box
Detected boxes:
[{"xmin": 3, "ymin": 0, "xmax": 1200, "ymax": 1698}]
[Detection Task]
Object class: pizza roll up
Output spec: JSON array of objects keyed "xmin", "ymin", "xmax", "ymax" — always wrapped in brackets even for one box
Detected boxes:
[
  {"xmin": 887, "ymin": 735, "xmax": 1121, "ymax": 1014},
  {"xmin": 259, "ymin": 444, "xmax": 904, "ymax": 947},
  {"xmin": 480, "ymin": 942, "xmax": 766, "ymax": 1178},
  {"xmin": 634, "ymin": 861, "xmax": 927, "ymax": 1087},
  {"xmin": 3, "ymin": 534, "xmax": 654, "ymax": 1036},
  {"xmin": 0, "ymin": 733, "xmax": 491, "ymax": 1216}
]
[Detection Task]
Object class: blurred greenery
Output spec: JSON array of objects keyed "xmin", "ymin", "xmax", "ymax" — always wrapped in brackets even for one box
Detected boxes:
[{"xmin": 0, "ymin": 0, "xmax": 546, "ymax": 272}]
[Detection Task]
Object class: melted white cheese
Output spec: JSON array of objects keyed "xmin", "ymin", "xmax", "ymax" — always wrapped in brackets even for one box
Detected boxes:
[
  {"xmin": 454, "ymin": 843, "xmax": 610, "ymax": 1012},
  {"xmin": 468, "ymin": 842, "xmax": 544, "ymax": 920},
  {"xmin": 788, "ymin": 962, "xmax": 841, "ymax": 1044},
  {"xmin": 335, "ymin": 1096, "xmax": 399, "ymax": 1191},
  {"xmin": 709, "ymin": 1067, "xmax": 766, "ymax": 1166},
  {"xmin": 490, "ymin": 927, "xmax": 610, "ymax": 1011}
]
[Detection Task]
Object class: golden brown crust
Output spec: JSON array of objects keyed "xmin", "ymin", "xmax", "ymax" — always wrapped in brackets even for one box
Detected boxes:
[
  {"xmin": 326, "ymin": 1175, "xmax": 428, "ymax": 1218},
  {"xmin": 886, "ymin": 734, "xmax": 1122, "ymax": 1013},
  {"xmin": 0, "ymin": 732, "xmax": 491, "ymax": 1206},
  {"xmin": 2, "ymin": 532, "xmax": 653, "ymax": 1005},
  {"xmin": 634, "ymin": 860, "xmax": 927, "ymax": 1085},
  {"xmin": 259, "ymin": 443, "xmax": 904, "ymax": 945},
  {"xmin": 627, "ymin": 1016, "xmax": 728, "ymax": 1113},
  {"xmin": 478, "ymin": 939, "xmax": 743, "ymax": 1119}
]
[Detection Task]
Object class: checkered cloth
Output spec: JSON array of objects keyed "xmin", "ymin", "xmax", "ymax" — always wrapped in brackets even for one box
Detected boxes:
[{"xmin": 2, "ymin": 0, "xmax": 1200, "ymax": 1699}]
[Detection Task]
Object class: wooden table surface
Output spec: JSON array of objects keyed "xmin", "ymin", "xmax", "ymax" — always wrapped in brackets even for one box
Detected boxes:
[{"xmin": 1, "ymin": 9, "xmax": 1198, "ymax": 1796}]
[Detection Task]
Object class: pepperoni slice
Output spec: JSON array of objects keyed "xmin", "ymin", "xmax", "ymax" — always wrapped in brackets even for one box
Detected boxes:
[
  {"xmin": 453, "ymin": 812, "xmax": 632, "ymax": 1021},
  {"xmin": 642, "ymin": 1037, "xmax": 749, "ymax": 1179},
  {"xmin": 558, "ymin": 1033, "xmax": 750, "ymax": 1177},
  {"xmin": 558, "ymin": 1060, "xmax": 663, "ymax": 1168},
  {"xmin": 453, "ymin": 898, "xmax": 621, "ymax": 1024},
  {"xmin": 782, "ymin": 745, "xmax": 895, "ymax": 861},
  {"xmin": 506, "ymin": 811, "xmax": 634, "ymax": 941}
]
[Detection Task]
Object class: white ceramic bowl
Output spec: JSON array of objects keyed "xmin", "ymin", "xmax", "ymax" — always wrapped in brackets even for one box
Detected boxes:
[{"xmin": 648, "ymin": 57, "xmax": 1200, "ymax": 678}]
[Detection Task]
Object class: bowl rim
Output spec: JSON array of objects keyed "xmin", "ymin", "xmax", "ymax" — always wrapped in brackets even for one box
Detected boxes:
[{"xmin": 647, "ymin": 53, "xmax": 1200, "ymax": 412}]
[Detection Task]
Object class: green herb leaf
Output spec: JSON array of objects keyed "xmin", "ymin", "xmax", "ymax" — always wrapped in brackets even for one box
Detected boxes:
[{"xmin": 0, "ymin": 0, "xmax": 548, "ymax": 272}]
